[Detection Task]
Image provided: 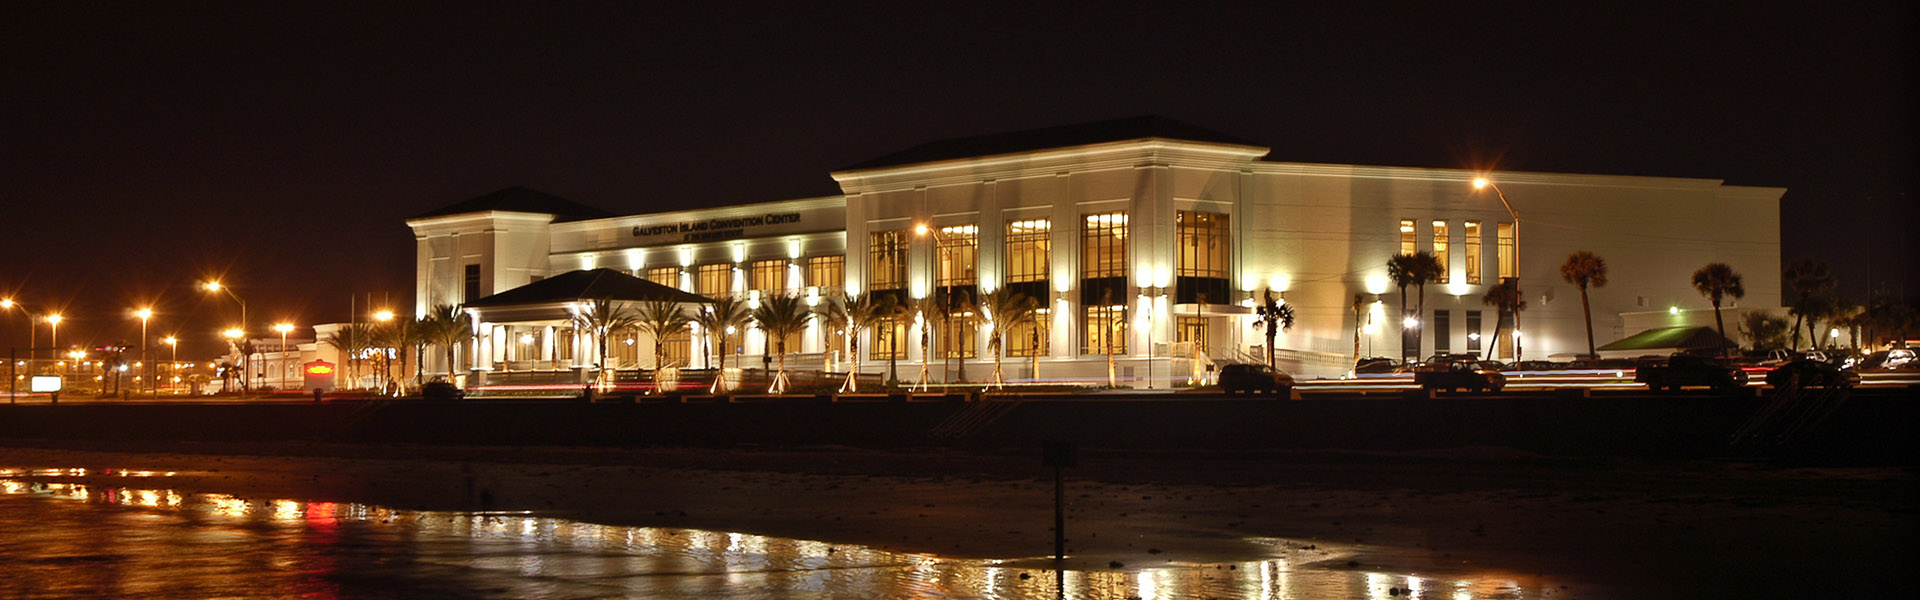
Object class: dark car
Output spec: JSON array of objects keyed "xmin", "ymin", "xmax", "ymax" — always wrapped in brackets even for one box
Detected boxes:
[
  {"xmin": 422, "ymin": 379, "xmax": 465, "ymax": 401},
  {"xmin": 1514, "ymin": 360, "xmax": 1560, "ymax": 372},
  {"xmin": 1220, "ymin": 363, "xmax": 1294, "ymax": 397},
  {"xmin": 1635, "ymin": 354, "xmax": 1747, "ymax": 392},
  {"xmin": 1765, "ymin": 359, "xmax": 1861, "ymax": 389},
  {"xmin": 1412, "ymin": 355, "xmax": 1506, "ymax": 392},
  {"xmin": 1352, "ymin": 357, "xmax": 1402, "ymax": 374}
]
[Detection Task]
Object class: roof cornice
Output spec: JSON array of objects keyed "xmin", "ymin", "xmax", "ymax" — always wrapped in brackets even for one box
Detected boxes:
[{"xmin": 832, "ymin": 139, "xmax": 1269, "ymax": 194}]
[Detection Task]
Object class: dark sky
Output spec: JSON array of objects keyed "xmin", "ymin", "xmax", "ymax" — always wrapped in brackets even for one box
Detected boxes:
[{"xmin": 2, "ymin": 2, "xmax": 1912, "ymax": 359}]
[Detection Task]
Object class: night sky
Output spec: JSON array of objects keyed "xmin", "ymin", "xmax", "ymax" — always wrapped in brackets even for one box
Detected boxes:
[{"xmin": 2, "ymin": 2, "xmax": 1912, "ymax": 360}]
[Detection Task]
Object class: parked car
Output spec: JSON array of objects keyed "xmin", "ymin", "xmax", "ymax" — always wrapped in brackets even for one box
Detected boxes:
[
  {"xmin": 1220, "ymin": 363, "xmax": 1294, "ymax": 397},
  {"xmin": 1514, "ymin": 360, "xmax": 1561, "ymax": 372},
  {"xmin": 1352, "ymin": 357, "xmax": 1402, "ymax": 374},
  {"xmin": 1635, "ymin": 354, "xmax": 1747, "ymax": 392},
  {"xmin": 1764, "ymin": 358, "xmax": 1861, "ymax": 389},
  {"xmin": 1859, "ymin": 348, "xmax": 1915, "ymax": 370},
  {"xmin": 421, "ymin": 379, "xmax": 465, "ymax": 401},
  {"xmin": 1412, "ymin": 355, "xmax": 1506, "ymax": 392}
]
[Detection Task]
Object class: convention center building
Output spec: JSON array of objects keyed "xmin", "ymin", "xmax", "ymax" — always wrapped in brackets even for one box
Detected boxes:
[{"xmin": 406, "ymin": 116, "xmax": 1783, "ymax": 386}]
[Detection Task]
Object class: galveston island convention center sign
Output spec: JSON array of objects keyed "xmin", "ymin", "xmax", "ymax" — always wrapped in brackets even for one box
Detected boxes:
[{"xmin": 631, "ymin": 212, "xmax": 803, "ymax": 243}]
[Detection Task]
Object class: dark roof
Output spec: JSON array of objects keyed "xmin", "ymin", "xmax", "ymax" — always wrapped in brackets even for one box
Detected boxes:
[
  {"xmin": 465, "ymin": 269, "xmax": 711, "ymax": 308},
  {"xmin": 409, "ymin": 187, "xmax": 617, "ymax": 222},
  {"xmin": 1597, "ymin": 326, "xmax": 1737, "ymax": 352},
  {"xmin": 838, "ymin": 116, "xmax": 1266, "ymax": 172}
]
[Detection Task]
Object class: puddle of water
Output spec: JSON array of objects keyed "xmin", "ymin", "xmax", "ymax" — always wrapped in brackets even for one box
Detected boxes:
[{"xmin": 1, "ymin": 469, "xmax": 1552, "ymax": 599}]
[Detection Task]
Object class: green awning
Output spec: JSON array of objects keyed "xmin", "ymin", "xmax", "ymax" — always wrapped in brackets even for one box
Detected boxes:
[{"xmin": 1596, "ymin": 326, "xmax": 1735, "ymax": 351}]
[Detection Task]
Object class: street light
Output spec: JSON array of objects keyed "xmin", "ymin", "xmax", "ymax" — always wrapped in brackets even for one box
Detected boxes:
[
  {"xmin": 203, "ymin": 281, "xmax": 248, "ymax": 342},
  {"xmin": 46, "ymin": 314, "xmax": 62, "ymax": 358},
  {"xmin": 136, "ymin": 308, "xmax": 153, "ymax": 395},
  {"xmin": 1473, "ymin": 176, "xmax": 1523, "ymax": 360},
  {"xmin": 274, "ymin": 322, "xmax": 294, "ymax": 391},
  {"xmin": 163, "ymin": 336, "xmax": 178, "ymax": 394}
]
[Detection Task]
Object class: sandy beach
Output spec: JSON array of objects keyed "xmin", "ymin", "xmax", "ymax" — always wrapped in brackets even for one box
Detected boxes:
[{"xmin": 2, "ymin": 439, "xmax": 1911, "ymax": 599}]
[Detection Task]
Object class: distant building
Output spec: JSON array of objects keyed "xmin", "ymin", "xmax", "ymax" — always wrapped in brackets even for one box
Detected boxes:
[{"xmin": 407, "ymin": 116, "xmax": 1782, "ymax": 385}]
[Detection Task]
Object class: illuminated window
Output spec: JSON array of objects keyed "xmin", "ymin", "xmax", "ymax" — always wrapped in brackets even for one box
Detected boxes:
[
  {"xmin": 749, "ymin": 259, "xmax": 787, "ymax": 293},
  {"xmin": 463, "ymin": 264, "xmax": 481, "ymax": 303},
  {"xmin": 869, "ymin": 230, "xmax": 909, "ymax": 291},
  {"xmin": 1082, "ymin": 303, "xmax": 1127, "ymax": 355},
  {"xmin": 1007, "ymin": 307, "xmax": 1050, "ymax": 357},
  {"xmin": 1399, "ymin": 219, "xmax": 1416, "ymax": 256},
  {"xmin": 1497, "ymin": 222, "xmax": 1515, "ymax": 279},
  {"xmin": 871, "ymin": 316, "xmax": 907, "ymax": 360},
  {"xmin": 1432, "ymin": 220, "xmax": 1449, "ymax": 284},
  {"xmin": 645, "ymin": 266, "xmax": 680, "ymax": 289},
  {"xmin": 935, "ymin": 225, "xmax": 979, "ymax": 288},
  {"xmin": 1080, "ymin": 212, "xmax": 1128, "ymax": 306},
  {"xmin": 938, "ymin": 309, "xmax": 977, "ymax": 359},
  {"xmin": 660, "ymin": 329, "xmax": 692, "ymax": 368},
  {"xmin": 695, "ymin": 264, "xmax": 730, "ymax": 297},
  {"xmin": 1464, "ymin": 221, "xmax": 1482, "ymax": 285},
  {"xmin": 806, "ymin": 255, "xmax": 845, "ymax": 290},
  {"xmin": 1176, "ymin": 211, "xmax": 1230, "ymax": 303},
  {"xmin": 1005, "ymin": 219, "xmax": 1051, "ymax": 284},
  {"xmin": 1177, "ymin": 316, "xmax": 1208, "ymax": 354}
]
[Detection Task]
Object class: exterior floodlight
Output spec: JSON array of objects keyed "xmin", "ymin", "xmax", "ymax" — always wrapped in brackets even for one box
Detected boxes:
[
  {"xmin": 914, "ymin": 223, "xmax": 930, "ymax": 236},
  {"xmin": 1472, "ymin": 177, "xmax": 1490, "ymax": 189},
  {"xmin": 1402, "ymin": 316, "xmax": 1419, "ymax": 329}
]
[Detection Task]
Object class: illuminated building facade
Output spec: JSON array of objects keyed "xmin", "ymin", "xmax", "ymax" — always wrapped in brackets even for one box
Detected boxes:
[{"xmin": 409, "ymin": 117, "xmax": 1783, "ymax": 384}]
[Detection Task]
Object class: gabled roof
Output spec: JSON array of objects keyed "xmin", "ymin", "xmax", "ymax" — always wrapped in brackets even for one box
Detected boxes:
[
  {"xmin": 409, "ymin": 187, "xmax": 617, "ymax": 222},
  {"xmin": 1597, "ymin": 326, "xmax": 1736, "ymax": 351},
  {"xmin": 465, "ymin": 269, "xmax": 710, "ymax": 308},
  {"xmin": 838, "ymin": 116, "xmax": 1266, "ymax": 172}
]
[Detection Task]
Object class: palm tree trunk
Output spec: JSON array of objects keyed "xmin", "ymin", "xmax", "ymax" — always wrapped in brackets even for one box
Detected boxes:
[
  {"xmin": 1711, "ymin": 299, "xmax": 1728, "ymax": 357},
  {"xmin": 1580, "ymin": 285, "xmax": 1596, "ymax": 359}
]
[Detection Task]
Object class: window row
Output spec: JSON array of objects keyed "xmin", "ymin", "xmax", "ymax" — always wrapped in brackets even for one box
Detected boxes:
[
  {"xmin": 1397, "ymin": 219, "xmax": 1515, "ymax": 284},
  {"xmin": 639, "ymin": 255, "xmax": 846, "ymax": 297}
]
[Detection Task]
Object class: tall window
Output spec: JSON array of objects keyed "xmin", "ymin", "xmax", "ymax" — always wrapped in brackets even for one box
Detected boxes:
[
  {"xmin": 1080, "ymin": 212, "xmax": 1128, "ymax": 305},
  {"xmin": 1431, "ymin": 220, "xmax": 1449, "ymax": 284},
  {"xmin": 1007, "ymin": 308, "xmax": 1050, "ymax": 357},
  {"xmin": 463, "ymin": 264, "xmax": 481, "ymax": 303},
  {"xmin": 1464, "ymin": 221, "xmax": 1482, "ymax": 285},
  {"xmin": 1176, "ymin": 211, "xmax": 1230, "ymax": 304},
  {"xmin": 749, "ymin": 259, "xmax": 787, "ymax": 293},
  {"xmin": 660, "ymin": 329, "xmax": 692, "ymax": 368},
  {"xmin": 935, "ymin": 225, "xmax": 979, "ymax": 288},
  {"xmin": 1497, "ymin": 222, "xmax": 1515, "ymax": 279},
  {"xmin": 1467, "ymin": 310, "xmax": 1482, "ymax": 354},
  {"xmin": 806, "ymin": 255, "xmax": 845, "ymax": 291},
  {"xmin": 1177, "ymin": 316, "xmax": 1208, "ymax": 353},
  {"xmin": 646, "ymin": 266, "xmax": 680, "ymax": 288},
  {"xmin": 1399, "ymin": 219, "xmax": 1417, "ymax": 255},
  {"xmin": 1005, "ymin": 219, "xmax": 1051, "ymax": 286},
  {"xmin": 869, "ymin": 230, "xmax": 908, "ymax": 291},
  {"xmin": 1082, "ymin": 303, "xmax": 1127, "ymax": 355},
  {"xmin": 1434, "ymin": 310, "xmax": 1451, "ymax": 353},
  {"xmin": 872, "ymin": 317, "xmax": 907, "ymax": 360},
  {"xmin": 696, "ymin": 264, "xmax": 730, "ymax": 297},
  {"xmin": 938, "ymin": 309, "xmax": 977, "ymax": 358}
]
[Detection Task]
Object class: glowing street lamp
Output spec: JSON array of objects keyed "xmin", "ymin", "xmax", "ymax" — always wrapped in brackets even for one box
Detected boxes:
[
  {"xmin": 274, "ymin": 323, "xmax": 295, "ymax": 391},
  {"xmin": 46, "ymin": 314, "xmax": 62, "ymax": 356},
  {"xmin": 135, "ymin": 308, "xmax": 153, "ymax": 395},
  {"xmin": 203, "ymin": 281, "xmax": 248, "ymax": 342},
  {"xmin": 1471, "ymin": 176, "xmax": 1521, "ymax": 284},
  {"xmin": 163, "ymin": 336, "xmax": 178, "ymax": 393}
]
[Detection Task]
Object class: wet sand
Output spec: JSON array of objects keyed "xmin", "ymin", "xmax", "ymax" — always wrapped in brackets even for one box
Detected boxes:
[{"xmin": 2, "ymin": 440, "xmax": 1913, "ymax": 599}]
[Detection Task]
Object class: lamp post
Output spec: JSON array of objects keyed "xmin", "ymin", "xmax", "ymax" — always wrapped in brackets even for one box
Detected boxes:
[
  {"xmin": 203, "ymin": 280, "xmax": 247, "ymax": 344},
  {"xmin": 136, "ymin": 308, "xmax": 153, "ymax": 396},
  {"xmin": 3, "ymin": 298, "xmax": 34, "ymax": 399},
  {"xmin": 1473, "ymin": 176, "xmax": 1522, "ymax": 360},
  {"xmin": 274, "ymin": 323, "xmax": 294, "ymax": 392},
  {"xmin": 46, "ymin": 314, "xmax": 62, "ymax": 361},
  {"xmin": 916, "ymin": 223, "xmax": 972, "ymax": 384},
  {"xmin": 163, "ymin": 336, "xmax": 178, "ymax": 394}
]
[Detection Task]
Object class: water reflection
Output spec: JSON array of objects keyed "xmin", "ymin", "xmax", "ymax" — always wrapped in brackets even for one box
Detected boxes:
[{"xmin": 2, "ymin": 469, "xmax": 1545, "ymax": 599}]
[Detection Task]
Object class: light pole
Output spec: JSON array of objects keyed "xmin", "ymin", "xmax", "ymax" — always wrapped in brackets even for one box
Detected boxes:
[
  {"xmin": 136, "ymin": 308, "xmax": 153, "ymax": 396},
  {"xmin": 274, "ymin": 323, "xmax": 294, "ymax": 392},
  {"xmin": 203, "ymin": 280, "xmax": 248, "ymax": 345},
  {"xmin": 3, "ymin": 298, "xmax": 34, "ymax": 399},
  {"xmin": 222, "ymin": 328, "xmax": 244, "ymax": 393},
  {"xmin": 1473, "ymin": 176, "xmax": 1522, "ymax": 360},
  {"xmin": 915, "ymin": 223, "xmax": 972, "ymax": 384},
  {"xmin": 163, "ymin": 336, "xmax": 178, "ymax": 394},
  {"xmin": 46, "ymin": 314, "xmax": 62, "ymax": 361}
]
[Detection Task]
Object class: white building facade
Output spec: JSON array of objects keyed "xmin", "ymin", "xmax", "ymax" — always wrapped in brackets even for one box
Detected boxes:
[{"xmin": 408, "ymin": 118, "xmax": 1783, "ymax": 384}]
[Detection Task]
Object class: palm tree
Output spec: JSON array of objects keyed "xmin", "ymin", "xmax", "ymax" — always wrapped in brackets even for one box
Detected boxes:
[
  {"xmin": 1690, "ymin": 263, "xmax": 1745, "ymax": 357},
  {"xmin": 420, "ymin": 304, "xmax": 473, "ymax": 383},
  {"xmin": 571, "ymin": 298, "xmax": 641, "ymax": 392},
  {"xmin": 751, "ymin": 293, "xmax": 811, "ymax": 394},
  {"xmin": 1386, "ymin": 254, "xmax": 1420, "ymax": 359},
  {"xmin": 1251, "ymin": 289, "xmax": 1294, "ymax": 368},
  {"xmin": 1791, "ymin": 290, "xmax": 1838, "ymax": 352},
  {"xmin": 909, "ymin": 295, "xmax": 941, "ymax": 391},
  {"xmin": 975, "ymin": 288, "xmax": 1038, "ymax": 389},
  {"xmin": 1781, "ymin": 257, "xmax": 1835, "ymax": 350},
  {"xmin": 1350, "ymin": 293, "xmax": 1367, "ymax": 366},
  {"xmin": 828, "ymin": 293, "xmax": 898, "ymax": 392},
  {"xmin": 691, "ymin": 295, "xmax": 749, "ymax": 393},
  {"xmin": 634, "ymin": 299, "xmax": 695, "ymax": 391},
  {"xmin": 323, "ymin": 322, "xmax": 375, "ymax": 390},
  {"xmin": 1559, "ymin": 251, "xmax": 1609, "ymax": 359},
  {"xmin": 1480, "ymin": 278, "xmax": 1527, "ymax": 360},
  {"xmin": 373, "ymin": 316, "xmax": 422, "ymax": 395}
]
